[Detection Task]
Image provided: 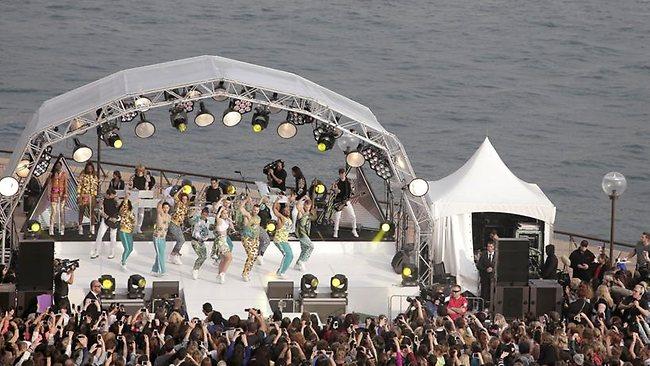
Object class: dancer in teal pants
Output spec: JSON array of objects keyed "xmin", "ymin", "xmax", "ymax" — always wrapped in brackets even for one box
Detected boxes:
[
  {"xmin": 272, "ymin": 198, "xmax": 293, "ymax": 277},
  {"xmin": 152, "ymin": 199, "xmax": 171, "ymax": 276},
  {"xmin": 118, "ymin": 193, "xmax": 135, "ymax": 270},
  {"xmin": 294, "ymin": 197, "xmax": 314, "ymax": 271}
]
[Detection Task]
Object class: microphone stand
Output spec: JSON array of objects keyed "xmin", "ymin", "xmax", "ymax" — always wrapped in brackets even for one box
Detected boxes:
[{"xmin": 235, "ymin": 170, "xmax": 250, "ymax": 194}]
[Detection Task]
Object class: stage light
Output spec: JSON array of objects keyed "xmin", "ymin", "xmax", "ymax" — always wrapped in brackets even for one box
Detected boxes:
[
  {"xmin": 346, "ymin": 151, "xmax": 365, "ymax": 168},
  {"xmin": 212, "ymin": 81, "xmax": 229, "ymax": 102},
  {"xmin": 98, "ymin": 122, "xmax": 123, "ymax": 149},
  {"xmin": 287, "ymin": 111, "xmax": 306, "ymax": 126},
  {"xmin": 70, "ymin": 118, "xmax": 87, "ymax": 134},
  {"xmin": 72, "ymin": 138, "xmax": 93, "ymax": 163},
  {"xmin": 269, "ymin": 93, "xmax": 282, "ymax": 114},
  {"xmin": 222, "ymin": 100, "xmax": 242, "ymax": 127},
  {"xmin": 135, "ymin": 96, "xmax": 152, "ymax": 112},
  {"xmin": 194, "ymin": 102, "xmax": 215, "ymax": 127},
  {"xmin": 135, "ymin": 113, "xmax": 156, "ymax": 139},
  {"xmin": 251, "ymin": 108, "xmax": 270, "ymax": 133},
  {"xmin": 16, "ymin": 159, "xmax": 31, "ymax": 178},
  {"xmin": 226, "ymin": 185, "xmax": 236, "ymax": 195},
  {"xmin": 99, "ymin": 274, "xmax": 116, "ymax": 299},
  {"xmin": 170, "ymin": 106, "xmax": 188, "ymax": 133},
  {"xmin": 32, "ymin": 146, "xmax": 53, "ymax": 177},
  {"xmin": 108, "ymin": 134, "xmax": 123, "ymax": 149},
  {"xmin": 266, "ymin": 220, "xmax": 277, "ymax": 235},
  {"xmin": 315, "ymin": 183, "xmax": 326, "ymax": 194},
  {"xmin": 277, "ymin": 122, "xmax": 297, "ymax": 139},
  {"xmin": 182, "ymin": 185, "xmax": 192, "ymax": 195},
  {"xmin": 300, "ymin": 274, "xmax": 319, "ymax": 298},
  {"xmin": 317, "ymin": 134, "xmax": 335, "ymax": 152},
  {"xmin": 0, "ymin": 177, "xmax": 19, "ymax": 197},
  {"xmin": 330, "ymin": 274, "xmax": 348, "ymax": 298},
  {"xmin": 127, "ymin": 274, "xmax": 146, "ymax": 299},
  {"xmin": 186, "ymin": 89, "xmax": 202, "ymax": 99},
  {"xmin": 401, "ymin": 264, "xmax": 418, "ymax": 287},
  {"xmin": 407, "ymin": 178, "xmax": 429, "ymax": 197},
  {"xmin": 26, "ymin": 219, "xmax": 41, "ymax": 233},
  {"xmin": 120, "ymin": 107, "xmax": 138, "ymax": 123}
]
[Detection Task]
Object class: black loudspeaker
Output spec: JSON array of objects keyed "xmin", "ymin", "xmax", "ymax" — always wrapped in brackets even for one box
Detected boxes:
[
  {"xmin": 0, "ymin": 284, "xmax": 16, "ymax": 310},
  {"xmin": 17, "ymin": 240, "xmax": 54, "ymax": 291},
  {"xmin": 495, "ymin": 238, "xmax": 529, "ymax": 286},
  {"xmin": 151, "ymin": 281, "xmax": 179, "ymax": 300},
  {"xmin": 267, "ymin": 281, "xmax": 295, "ymax": 313},
  {"xmin": 491, "ymin": 285, "xmax": 529, "ymax": 319},
  {"xmin": 528, "ymin": 279, "xmax": 563, "ymax": 317},
  {"xmin": 391, "ymin": 251, "xmax": 408, "ymax": 274}
]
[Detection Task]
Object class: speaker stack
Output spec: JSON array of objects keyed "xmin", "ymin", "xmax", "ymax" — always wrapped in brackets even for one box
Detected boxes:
[
  {"xmin": 491, "ymin": 238, "xmax": 529, "ymax": 319},
  {"xmin": 15, "ymin": 239, "xmax": 54, "ymax": 316}
]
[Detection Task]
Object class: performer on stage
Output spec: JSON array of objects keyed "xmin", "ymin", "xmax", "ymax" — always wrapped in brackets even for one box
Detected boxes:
[
  {"xmin": 168, "ymin": 189, "xmax": 190, "ymax": 265},
  {"xmin": 256, "ymin": 196, "xmax": 272, "ymax": 265},
  {"xmin": 152, "ymin": 197, "xmax": 171, "ymax": 277},
  {"xmin": 267, "ymin": 160, "xmax": 287, "ymax": 192},
  {"xmin": 190, "ymin": 207, "xmax": 214, "ymax": 280},
  {"xmin": 129, "ymin": 164, "xmax": 156, "ymax": 234},
  {"xmin": 48, "ymin": 161, "xmax": 68, "ymax": 236},
  {"xmin": 476, "ymin": 240, "xmax": 496, "ymax": 302},
  {"xmin": 118, "ymin": 190, "xmax": 135, "ymax": 271},
  {"xmin": 272, "ymin": 198, "xmax": 293, "ymax": 278},
  {"xmin": 332, "ymin": 168, "xmax": 358, "ymax": 238},
  {"xmin": 212, "ymin": 207, "xmax": 234, "ymax": 283},
  {"xmin": 91, "ymin": 188, "xmax": 119, "ymax": 260},
  {"xmin": 77, "ymin": 162, "xmax": 98, "ymax": 236},
  {"xmin": 291, "ymin": 166, "xmax": 307, "ymax": 199},
  {"xmin": 294, "ymin": 196, "xmax": 314, "ymax": 271},
  {"xmin": 239, "ymin": 196, "xmax": 261, "ymax": 282},
  {"xmin": 109, "ymin": 170, "xmax": 125, "ymax": 191}
]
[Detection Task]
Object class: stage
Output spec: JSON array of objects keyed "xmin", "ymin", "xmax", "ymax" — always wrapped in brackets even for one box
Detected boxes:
[{"xmin": 55, "ymin": 239, "xmax": 418, "ymax": 319}]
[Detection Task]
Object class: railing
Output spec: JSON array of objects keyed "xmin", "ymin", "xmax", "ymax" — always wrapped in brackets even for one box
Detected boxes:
[{"xmin": 553, "ymin": 229, "xmax": 634, "ymax": 249}]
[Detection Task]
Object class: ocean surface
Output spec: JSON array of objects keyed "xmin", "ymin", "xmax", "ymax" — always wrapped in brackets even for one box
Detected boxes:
[{"xmin": 0, "ymin": 0, "xmax": 648, "ymax": 243}]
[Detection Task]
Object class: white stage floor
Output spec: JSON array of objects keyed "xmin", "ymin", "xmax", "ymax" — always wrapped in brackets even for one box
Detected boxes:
[{"xmin": 56, "ymin": 240, "xmax": 418, "ymax": 318}]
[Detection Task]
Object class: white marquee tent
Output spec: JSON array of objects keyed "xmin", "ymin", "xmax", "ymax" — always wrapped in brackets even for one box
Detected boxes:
[{"xmin": 428, "ymin": 137, "xmax": 556, "ymax": 292}]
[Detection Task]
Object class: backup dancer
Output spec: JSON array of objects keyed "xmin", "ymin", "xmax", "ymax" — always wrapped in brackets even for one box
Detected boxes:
[
  {"xmin": 92, "ymin": 188, "xmax": 119, "ymax": 259},
  {"xmin": 272, "ymin": 198, "xmax": 293, "ymax": 278},
  {"xmin": 239, "ymin": 197, "xmax": 261, "ymax": 282},
  {"xmin": 294, "ymin": 196, "xmax": 314, "ymax": 271},
  {"xmin": 48, "ymin": 161, "xmax": 67, "ymax": 236},
  {"xmin": 256, "ymin": 196, "xmax": 272, "ymax": 265},
  {"xmin": 118, "ymin": 190, "xmax": 135, "ymax": 271},
  {"xmin": 77, "ymin": 162, "xmax": 98, "ymax": 235},
  {"xmin": 190, "ymin": 207, "xmax": 214, "ymax": 280},
  {"xmin": 168, "ymin": 189, "xmax": 190, "ymax": 265},
  {"xmin": 152, "ymin": 198, "xmax": 171, "ymax": 277},
  {"xmin": 212, "ymin": 207, "xmax": 233, "ymax": 283}
]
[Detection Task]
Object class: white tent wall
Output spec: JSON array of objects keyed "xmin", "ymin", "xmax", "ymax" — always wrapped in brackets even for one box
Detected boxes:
[{"xmin": 434, "ymin": 214, "xmax": 478, "ymax": 292}]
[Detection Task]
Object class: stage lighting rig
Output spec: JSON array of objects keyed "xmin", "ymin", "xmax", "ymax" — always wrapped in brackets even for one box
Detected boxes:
[
  {"xmin": 300, "ymin": 274, "xmax": 319, "ymax": 298},
  {"xmin": 119, "ymin": 102, "xmax": 138, "ymax": 123},
  {"xmin": 330, "ymin": 274, "xmax": 348, "ymax": 298},
  {"xmin": 99, "ymin": 274, "xmax": 116, "ymax": 299},
  {"xmin": 72, "ymin": 138, "xmax": 93, "ymax": 163},
  {"xmin": 97, "ymin": 122, "xmax": 123, "ymax": 149},
  {"xmin": 313, "ymin": 124, "xmax": 337, "ymax": 152},
  {"xmin": 0, "ymin": 176, "xmax": 19, "ymax": 197},
  {"xmin": 127, "ymin": 274, "xmax": 146, "ymax": 299},
  {"xmin": 194, "ymin": 102, "xmax": 215, "ymax": 127},
  {"xmin": 15, "ymin": 159, "xmax": 31, "ymax": 178},
  {"xmin": 287, "ymin": 110, "xmax": 306, "ymax": 126},
  {"xmin": 135, "ymin": 113, "xmax": 156, "ymax": 139},
  {"xmin": 269, "ymin": 92, "xmax": 283, "ymax": 114},
  {"xmin": 212, "ymin": 81, "xmax": 229, "ymax": 102},
  {"xmin": 360, "ymin": 145, "xmax": 393, "ymax": 180},
  {"xmin": 345, "ymin": 151, "xmax": 365, "ymax": 168},
  {"xmin": 401, "ymin": 264, "xmax": 418, "ymax": 287},
  {"xmin": 170, "ymin": 105, "xmax": 188, "ymax": 133},
  {"xmin": 277, "ymin": 121, "xmax": 297, "ymax": 139},
  {"xmin": 32, "ymin": 146, "xmax": 53, "ymax": 177},
  {"xmin": 407, "ymin": 178, "xmax": 429, "ymax": 197},
  {"xmin": 134, "ymin": 96, "xmax": 152, "ymax": 111},
  {"xmin": 251, "ymin": 107, "xmax": 270, "ymax": 133}
]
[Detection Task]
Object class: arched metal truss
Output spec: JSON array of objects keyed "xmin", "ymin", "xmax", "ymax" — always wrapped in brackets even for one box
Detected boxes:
[{"xmin": 0, "ymin": 56, "xmax": 434, "ymax": 283}]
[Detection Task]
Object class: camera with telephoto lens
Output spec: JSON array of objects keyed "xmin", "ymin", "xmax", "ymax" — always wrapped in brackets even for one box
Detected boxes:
[
  {"xmin": 58, "ymin": 258, "xmax": 79, "ymax": 272},
  {"xmin": 262, "ymin": 160, "xmax": 283, "ymax": 175}
]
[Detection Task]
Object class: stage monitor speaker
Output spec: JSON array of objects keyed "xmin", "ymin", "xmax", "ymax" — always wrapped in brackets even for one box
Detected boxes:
[
  {"xmin": 17, "ymin": 240, "xmax": 54, "ymax": 292},
  {"xmin": 528, "ymin": 279, "xmax": 563, "ymax": 317},
  {"xmin": 491, "ymin": 285, "xmax": 529, "ymax": 319},
  {"xmin": 267, "ymin": 281, "xmax": 295, "ymax": 313},
  {"xmin": 0, "ymin": 284, "xmax": 16, "ymax": 310},
  {"xmin": 151, "ymin": 281, "xmax": 179, "ymax": 300},
  {"xmin": 495, "ymin": 238, "xmax": 529, "ymax": 286}
]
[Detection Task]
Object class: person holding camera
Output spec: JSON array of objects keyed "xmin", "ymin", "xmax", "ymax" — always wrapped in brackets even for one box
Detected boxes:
[
  {"xmin": 266, "ymin": 160, "xmax": 287, "ymax": 192},
  {"xmin": 53, "ymin": 260, "xmax": 76, "ymax": 312}
]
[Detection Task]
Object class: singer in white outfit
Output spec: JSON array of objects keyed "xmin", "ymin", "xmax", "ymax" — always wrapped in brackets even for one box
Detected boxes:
[
  {"xmin": 91, "ymin": 188, "xmax": 119, "ymax": 259},
  {"xmin": 332, "ymin": 168, "xmax": 358, "ymax": 238}
]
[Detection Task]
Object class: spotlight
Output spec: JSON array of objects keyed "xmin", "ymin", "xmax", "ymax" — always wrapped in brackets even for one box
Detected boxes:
[
  {"xmin": 107, "ymin": 134, "xmax": 123, "ymax": 149},
  {"xmin": 287, "ymin": 111, "xmax": 306, "ymax": 126},
  {"xmin": 380, "ymin": 221, "xmax": 395, "ymax": 235},
  {"xmin": 314, "ymin": 183, "xmax": 326, "ymax": 195},
  {"xmin": 26, "ymin": 219, "xmax": 41, "ymax": 233},
  {"xmin": 170, "ymin": 106, "xmax": 188, "ymax": 133},
  {"xmin": 222, "ymin": 100, "xmax": 242, "ymax": 127},
  {"xmin": 134, "ymin": 96, "xmax": 152, "ymax": 111},
  {"xmin": 127, "ymin": 274, "xmax": 146, "ymax": 299},
  {"xmin": 135, "ymin": 113, "xmax": 156, "ymax": 139},
  {"xmin": 72, "ymin": 138, "xmax": 93, "ymax": 163},
  {"xmin": 330, "ymin": 274, "xmax": 348, "ymax": 298},
  {"xmin": 98, "ymin": 274, "xmax": 116, "ymax": 299},
  {"xmin": 266, "ymin": 220, "xmax": 277, "ymax": 235},
  {"xmin": 277, "ymin": 121, "xmax": 297, "ymax": 139},
  {"xmin": 269, "ymin": 93, "xmax": 283, "ymax": 114},
  {"xmin": 120, "ymin": 103, "xmax": 138, "ymax": 123},
  {"xmin": 225, "ymin": 185, "xmax": 236, "ymax": 195},
  {"xmin": 194, "ymin": 102, "xmax": 215, "ymax": 127},
  {"xmin": 186, "ymin": 89, "xmax": 202, "ymax": 99},
  {"xmin": 32, "ymin": 146, "xmax": 53, "ymax": 177},
  {"xmin": 15, "ymin": 159, "xmax": 31, "ymax": 178},
  {"xmin": 0, "ymin": 176, "xmax": 19, "ymax": 197},
  {"xmin": 212, "ymin": 81, "xmax": 229, "ymax": 102},
  {"xmin": 70, "ymin": 118, "xmax": 88, "ymax": 135},
  {"xmin": 300, "ymin": 274, "xmax": 319, "ymax": 298},
  {"xmin": 401, "ymin": 264, "xmax": 418, "ymax": 287},
  {"xmin": 98, "ymin": 122, "xmax": 123, "ymax": 149},
  {"xmin": 345, "ymin": 151, "xmax": 365, "ymax": 168},
  {"xmin": 251, "ymin": 108, "xmax": 270, "ymax": 133},
  {"xmin": 407, "ymin": 178, "xmax": 429, "ymax": 197},
  {"xmin": 317, "ymin": 134, "xmax": 335, "ymax": 152}
]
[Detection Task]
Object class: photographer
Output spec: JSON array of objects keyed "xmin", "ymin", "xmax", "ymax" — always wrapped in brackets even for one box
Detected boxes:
[
  {"xmin": 266, "ymin": 160, "xmax": 287, "ymax": 192},
  {"xmin": 53, "ymin": 259, "xmax": 77, "ymax": 312}
]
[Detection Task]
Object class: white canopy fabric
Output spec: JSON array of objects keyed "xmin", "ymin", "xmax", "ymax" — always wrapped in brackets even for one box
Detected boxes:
[
  {"xmin": 428, "ymin": 137, "xmax": 556, "ymax": 292},
  {"xmin": 9, "ymin": 55, "xmax": 385, "ymax": 172}
]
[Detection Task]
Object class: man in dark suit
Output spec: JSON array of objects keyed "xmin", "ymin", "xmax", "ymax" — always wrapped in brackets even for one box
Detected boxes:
[
  {"xmin": 83, "ymin": 280, "xmax": 102, "ymax": 319},
  {"xmin": 477, "ymin": 240, "xmax": 496, "ymax": 302}
]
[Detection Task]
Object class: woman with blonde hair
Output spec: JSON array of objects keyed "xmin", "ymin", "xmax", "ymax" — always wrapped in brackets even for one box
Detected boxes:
[{"xmin": 593, "ymin": 284, "xmax": 614, "ymax": 320}]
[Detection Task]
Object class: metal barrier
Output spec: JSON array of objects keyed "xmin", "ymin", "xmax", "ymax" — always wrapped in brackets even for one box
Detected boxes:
[
  {"xmin": 389, "ymin": 294, "xmax": 412, "ymax": 318},
  {"xmin": 390, "ymin": 294, "xmax": 486, "ymax": 317},
  {"xmin": 466, "ymin": 296, "xmax": 485, "ymax": 312}
]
